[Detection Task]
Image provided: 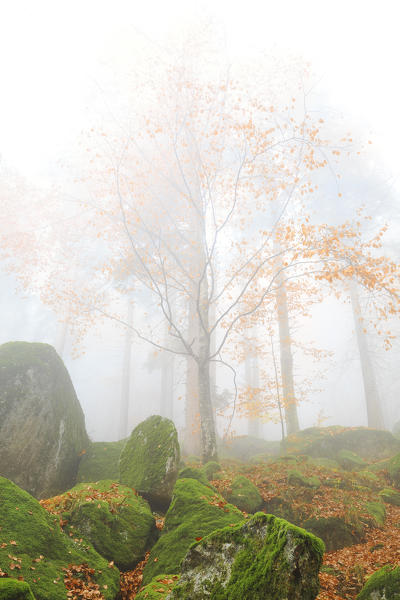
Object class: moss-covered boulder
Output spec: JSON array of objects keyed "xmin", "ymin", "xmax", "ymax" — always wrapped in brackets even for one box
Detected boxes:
[
  {"xmin": 135, "ymin": 574, "xmax": 180, "ymax": 599},
  {"xmin": 288, "ymin": 470, "xmax": 321, "ymax": 489},
  {"xmin": 357, "ymin": 565, "xmax": 400, "ymax": 599},
  {"xmin": 302, "ymin": 516, "xmax": 363, "ymax": 551},
  {"xmin": 119, "ymin": 415, "xmax": 180, "ymax": 509},
  {"xmin": 364, "ymin": 501, "xmax": 386, "ymax": 527},
  {"xmin": 170, "ymin": 512, "xmax": 324, "ymax": 599},
  {"xmin": 264, "ymin": 496, "xmax": 296, "ymax": 523},
  {"xmin": 142, "ymin": 478, "xmax": 244, "ymax": 584},
  {"xmin": 387, "ymin": 453, "xmax": 400, "ymax": 488},
  {"xmin": 0, "ymin": 579, "xmax": 36, "ymax": 599},
  {"xmin": 378, "ymin": 488, "xmax": 400, "ymax": 506},
  {"xmin": 76, "ymin": 439, "xmax": 126, "ymax": 483},
  {"xmin": 0, "ymin": 476, "xmax": 120, "ymax": 600},
  {"xmin": 41, "ymin": 480, "xmax": 157, "ymax": 571},
  {"xmin": 337, "ymin": 449, "xmax": 368, "ymax": 471},
  {"xmin": 202, "ymin": 461, "xmax": 222, "ymax": 480},
  {"xmin": 225, "ymin": 475, "xmax": 263, "ymax": 513},
  {"xmin": 0, "ymin": 342, "xmax": 89, "ymax": 499},
  {"xmin": 177, "ymin": 467, "xmax": 210, "ymax": 488},
  {"xmin": 286, "ymin": 426, "xmax": 400, "ymax": 462}
]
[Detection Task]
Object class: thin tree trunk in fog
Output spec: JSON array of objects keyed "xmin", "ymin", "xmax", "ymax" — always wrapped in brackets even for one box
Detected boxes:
[
  {"xmin": 349, "ymin": 279, "xmax": 384, "ymax": 429},
  {"xmin": 275, "ymin": 263, "xmax": 300, "ymax": 435},
  {"xmin": 184, "ymin": 295, "xmax": 201, "ymax": 456},
  {"xmin": 119, "ymin": 299, "xmax": 134, "ymax": 439},
  {"xmin": 160, "ymin": 293, "xmax": 175, "ymax": 420},
  {"xmin": 271, "ymin": 335, "xmax": 286, "ymax": 442},
  {"xmin": 245, "ymin": 331, "xmax": 261, "ymax": 438}
]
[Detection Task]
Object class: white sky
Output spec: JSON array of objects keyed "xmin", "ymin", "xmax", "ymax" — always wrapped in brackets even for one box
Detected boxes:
[{"xmin": 1, "ymin": 0, "xmax": 400, "ymax": 181}]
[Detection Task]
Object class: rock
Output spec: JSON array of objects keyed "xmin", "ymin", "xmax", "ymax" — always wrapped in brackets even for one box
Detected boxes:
[
  {"xmin": 337, "ymin": 449, "xmax": 368, "ymax": 471},
  {"xmin": 135, "ymin": 574, "xmax": 180, "ymax": 599},
  {"xmin": 0, "ymin": 342, "xmax": 89, "ymax": 499},
  {"xmin": 378, "ymin": 488, "xmax": 400, "ymax": 506},
  {"xmin": 264, "ymin": 496, "xmax": 296, "ymax": 523},
  {"xmin": 356, "ymin": 565, "xmax": 400, "ymax": 599},
  {"xmin": 119, "ymin": 415, "xmax": 180, "ymax": 510},
  {"xmin": 303, "ymin": 516, "xmax": 364, "ymax": 551},
  {"xmin": 169, "ymin": 512, "xmax": 324, "ymax": 599},
  {"xmin": 286, "ymin": 426, "xmax": 400, "ymax": 462},
  {"xmin": 220, "ymin": 435, "xmax": 280, "ymax": 461},
  {"xmin": 142, "ymin": 478, "xmax": 244, "ymax": 585},
  {"xmin": 202, "ymin": 461, "xmax": 222, "ymax": 480},
  {"xmin": 225, "ymin": 475, "xmax": 263, "ymax": 513},
  {"xmin": 76, "ymin": 439, "xmax": 126, "ymax": 484},
  {"xmin": 364, "ymin": 501, "xmax": 386, "ymax": 527},
  {"xmin": 41, "ymin": 480, "xmax": 157, "ymax": 571},
  {"xmin": 288, "ymin": 470, "xmax": 321, "ymax": 489},
  {"xmin": 177, "ymin": 467, "xmax": 211, "ymax": 488},
  {"xmin": 0, "ymin": 476, "xmax": 120, "ymax": 600},
  {"xmin": 0, "ymin": 578, "xmax": 36, "ymax": 599}
]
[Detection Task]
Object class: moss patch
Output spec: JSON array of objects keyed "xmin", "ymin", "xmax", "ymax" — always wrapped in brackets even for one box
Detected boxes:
[
  {"xmin": 0, "ymin": 476, "xmax": 120, "ymax": 600},
  {"xmin": 202, "ymin": 461, "xmax": 222, "ymax": 480},
  {"xmin": 177, "ymin": 467, "xmax": 210, "ymax": 488},
  {"xmin": 364, "ymin": 501, "xmax": 386, "ymax": 527},
  {"xmin": 170, "ymin": 512, "xmax": 324, "ymax": 599},
  {"xmin": 0, "ymin": 579, "xmax": 36, "ymax": 599},
  {"xmin": 357, "ymin": 565, "xmax": 400, "ymax": 599},
  {"xmin": 142, "ymin": 478, "xmax": 244, "ymax": 584},
  {"xmin": 119, "ymin": 415, "xmax": 180, "ymax": 509},
  {"xmin": 337, "ymin": 449, "xmax": 368, "ymax": 471},
  {"xmin": 288, "ymin": 470, "xmax": 321, "ymax": 489},
  {"xmin": 378, "ymin": 488, "xmax": 400, "ymax": 506},
  {"xmin": 41, "ymin": 480, "xmax": 157, "ymax": 571},
  {"xmin": 135, "ymin": 574, "xmax": 179, "ymax": 599},
  {"xmin": 226, "ymin": 475, "xmax": 263, "ymax": 513},
  {"xmin": 76, "ymin": 440, "xmax": 126, "ymax": 483}
]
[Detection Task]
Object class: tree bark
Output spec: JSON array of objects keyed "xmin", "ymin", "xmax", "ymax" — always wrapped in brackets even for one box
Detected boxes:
[
  {"xmin": 245, "ymin": 331, "xmax": 261, "ymax": 438},
  {"xmin": 118, "ymin": 299, "xmax": 134, "ymax": 439},
  {"xmin": 349, "ymin": 279, "xmax": 385, "ymax": 429}
]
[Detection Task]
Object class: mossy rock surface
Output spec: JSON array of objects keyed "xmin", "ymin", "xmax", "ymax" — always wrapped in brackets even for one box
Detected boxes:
[
  {"xmin": 337, "ymin": 449, "xmax": 368, "ymax": 471},
  {"xmin": 76, "ymin": 440, "xmax": 126, "ymax": 483},
  {"xmin": 288, "ymin": 470, "xmax": 321, "ymax": 489},
  {"xmin": 364, "ymin": 501, "xmax": 386, "ymax": 527},
  {"xmin": 119, "ymin": 415, "xmax": 180, "ymax": 509},
  {"xmin": 142, "ymin": 478, "xmax": 244, "ymax": 585},
  {"xmin": 226, "ymin": 475, "xmax": 263, "ymax": 513},
  {"xmin": 378, "ymin": 488, "xmax": 400, "ymax": 506},
  {"xmin": 387, "ymin": 453, "xmax": 400, "ymax": 488},
  {"xmin": 177, "ymin": 467, "xmax": 210, "ymax": 488},
  {"xmin": 264, "ymin": 496, "xmax": 296, "ymax": 523},
  {"xmin": 0, "ymin": 342, "xmax": 89, "ymax": 499},
  {"xmin": 0, "ymin": 578, "xmax": 36, "ymax": 599},
  {"xmin": 303, "ymin": 516, "xmax": 363, "ymax": 551},
  {"xmin": 135, "ymin": 574, "xmax": 179, "ymax": 599},
  {"xmin": 0, "ymin": 476, "xmax": 120, "ymax": 600},
  {"xmin": 42, "ymin": 480, "xmax": 157, "ymax": 571},
  {"xmin": 286, "ymin": 426, "xmax": 400, "ymax": 462},
  {"xmin": 202, "ymin": 461, "xmax": 222, "ymax": 480},
  {"xmin": 357, "ymin": 565, "xmax": 400, "ymax": 599},
  {"xmin": 170, "ymin": 512, "xmax": 324, "ymax": 599}
]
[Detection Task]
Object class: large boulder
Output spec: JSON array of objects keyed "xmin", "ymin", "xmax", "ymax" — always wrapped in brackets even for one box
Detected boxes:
[
  {"xmin": 41, "ymin": 480, "xmax": 158, "ymax": 571},
  {"xmin": 76, "ymin": 439, "xmax": 126, "ymax": 484},
  {"xmin": 357, "ymin": 565, "xmax": 400, "ymax": 599},
  {"xmin": 119, "ymin": 415, "xmax": 180, "ymax": 509},
  {"xmin": 225, "ymin": 475, "xmax": 264, "ymax": 513},
  {"xmin": 0, "ymin": 342, "xmax": 89, "ymax": 498},
  {"xmin": 142, "ymin": 478, "xmax": 244, "ymax": 585},
  {"xmin": 0, "ymin": 476, "xmax": 120, "ymax": 600},
  {"xmin": 170, "ymin": 512, "xmax": 324, "ymax": 599},
  {"xmin": 303, "ymin": 516, "xmax": 364, "ymax": 551}
]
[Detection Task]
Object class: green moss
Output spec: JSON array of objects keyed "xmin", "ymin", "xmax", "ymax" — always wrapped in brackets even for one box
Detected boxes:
[
  {"xmin": 202, "ymin": 461, "xmax": 222, "ymax": 480},
  {"xmin": 142, "ymin": 478, "xmax": 244, "ymax": 584},
  {"xmin": 288, "ymin": 470, "xmax": 321, "ymax": 489},
  {"xmin": 135, "ymin": 574, "xmax": 180, "ymax": 599},
  {"xmin": 177, "ymin": 467, "xmax": 210, "ymax": 488},
  {"xmin": 303, "ymin": 516, "xmax": 363, "ymax": 551},
  {"xmin": 76, "ymin": 440, "xmax": 126, "ymax": 483},
  {"xmin": 0, "ymin": 476, "xmax": 120, "ymax": 600},
  {"xmin": 357, "ymin": 565, "xmax": 400, "ymax": 599},
  {"xmin": 170, "ymin": 512, "xmax": 324, "ymax": 599},
  {"xmin": 337, "ymin": 449, "xmax": 368, "ymax": 471},
  {"xmin": 378, "ymin": 488, "xmax": 400, "ymax": 506},
  {"xmin": 119, "ymin": 415, "xmax": 180, "ymax": 509},
  {"xmin": 0, "ymin": 579, "xmax": 36, "ymax": 599},
  {"xmin": 364, "ymin": 501, "xmax": 386, "ymax": 527},
  {"xmin": 43, "ymin": 480, "xmax": 157, "ymax": 571},
  {"xmin": 387, "ymin": 453, "xmax": 400, "ymax": 488},
  {"xmin": 226, "ymin": 475, "xmax": 263, "ymax": 513},
  {"xmin": 308, "ymin": 457, "xmax": 340, "ymax": 470}
]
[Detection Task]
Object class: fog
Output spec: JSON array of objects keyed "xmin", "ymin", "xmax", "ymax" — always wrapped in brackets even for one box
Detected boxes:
[{"xmin": 1, "ymin": 0, "xmax": 399, "ymax": 451}]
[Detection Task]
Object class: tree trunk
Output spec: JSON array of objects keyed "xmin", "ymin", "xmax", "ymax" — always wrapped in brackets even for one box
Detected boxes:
[
  {"xmin": 275, "ymin": 266, "xmax": 300, "ymax": 435},
  {"xmin": 119, "ymin": 299, "xmax": 134, "ymax": 439},
  {"xmin": 349, "ymin": 279, "xmax": 385, "ymax": 429},
  {"xmin": 245, "ymin": 332, "xmax": 261, "ymax": 438},
  {"xmin": 184, "ymin": 296, "xmax": 201, "ymax": 456}
]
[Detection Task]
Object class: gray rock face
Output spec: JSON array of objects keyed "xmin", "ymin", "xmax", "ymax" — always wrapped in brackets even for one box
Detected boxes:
[
  {"xmin": 0, "ymin": 342, "xmax": 89, "ymax": 498},
  {"xmin": 119, "ymin": 415, "xmax": 180, "ymax": 510}
]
